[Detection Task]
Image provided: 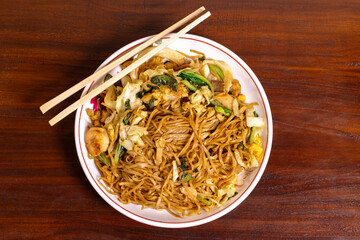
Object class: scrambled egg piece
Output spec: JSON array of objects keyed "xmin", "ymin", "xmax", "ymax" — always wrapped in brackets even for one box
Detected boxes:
[{"xmin": 249, "ymin": 135, "xmax": 263, "ymax": 162}]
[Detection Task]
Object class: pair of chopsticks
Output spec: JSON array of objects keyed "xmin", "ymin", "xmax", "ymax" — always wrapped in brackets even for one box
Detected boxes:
[{"xmin": 40, "ymin": 7, "xmax": 211, "ymax": 126}]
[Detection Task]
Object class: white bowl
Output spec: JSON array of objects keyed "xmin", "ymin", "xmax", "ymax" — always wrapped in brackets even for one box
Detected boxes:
[{"xmin": 74, "ymin": 33, "xmax": 273, "ymax": 228}]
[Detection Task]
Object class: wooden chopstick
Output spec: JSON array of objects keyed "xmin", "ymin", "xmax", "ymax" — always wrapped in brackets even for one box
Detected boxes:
[
  {"xmin": 48, "ymin": 11, "xmax": 211, "ymax": 126},
  {"xmin": 40, "ymin": 6, "xmax": 206, "ymax": 114}
]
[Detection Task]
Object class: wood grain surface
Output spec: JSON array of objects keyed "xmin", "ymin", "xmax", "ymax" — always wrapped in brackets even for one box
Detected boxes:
[{"xmin": 1, "ymin": 0, "xmax": 359, "ymax": 239}]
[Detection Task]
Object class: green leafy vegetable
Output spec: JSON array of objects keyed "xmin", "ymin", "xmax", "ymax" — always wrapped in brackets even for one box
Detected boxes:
[
  {"xmin": 123, "ymin": 99, "xmax": 132, "ymax": 125},
  {"xmin": 181, "ymin": 80, "xmax": 198, "ymax": 91},
  {"xmin": 104, "ymin": 74, "xmax": 112, "ymax": 82},
  {"xmin": 240, "ymin": 141, "xmax": 245, "ymax": 151},
  {"xmin": 155, "ymin": 39, "xmax": 162, "ymax": 45},
  {"xmin": 114, "ymin": 143, "xmax": 125, "ymax": 164},
  {"xmin": 149, "ymin": 96, "xmax": 157, "ymax": 109},
  {"xmin": 147, "ymin": 84, "xmax": 159, "ymax": 91},
  {"xmin": 214, "ymin": 105, "xmax": 232, "ymax": 116},
  {"xmin": 196, "ymin": 195, "xmax": 211, "ymax": 206},
  {"xmin": 229, "ymin": 192, "xmax": 238, "ymax": 199},
  {"xmin": 151, "ymin": 75, "xmax": 178, "ymax": 91},
  {"xmin": 181, "ymin": 172, "xmax": 194, "ymax": 182},
  {"xmin": 253, "ymin": 111, "xmax": 259, "ymax": 117},
  {"xmin": 179, "ymin": 157, "xmax": 194, "ymax": 182},
  {"xmin": 198, "ymin": 56, "xmax": 205, "ymax": 61},
  {"xmin": 136, "ymin": 91, "xmax": 144, "ymax": 98},
  {"xmin": 211, "ymin": 100, "xmax": 232, "ymax": 116},
  {"xmin": 248, "ymin": 127, "xmax": 256, "ymax": 144},
  {"xmin": 179, "ymin": 157, "xmax": 186, "ymax": 171},
  {"xmin": 125, "ymin": 99, "xmax": 131, "ymax": 110},
  {"xmin": 194, "ymin": 168, "xmax": 199, "ymax": 173},
  {"xmin": 98, "ymin": 153, "xmax": 110, "ymax": 166},
  {"xmin": 210, "ymin": 99, "xmax": 223, "ymax": 107},
  {"xmin": 123, "ymin": 112, "xmax": 131, "ymax": 125},
  {"xmin": 209, "ymin": 64, "xmax": 224, "ymax": 81},
  {"xmin": 177, "ymin": 69, "xmax": 214, "ymax": 94}
]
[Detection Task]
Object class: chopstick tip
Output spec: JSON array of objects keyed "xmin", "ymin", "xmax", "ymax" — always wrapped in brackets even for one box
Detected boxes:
[{"xmin": 40, "ymin": 105, "xmax": 46, "ymax": 114}]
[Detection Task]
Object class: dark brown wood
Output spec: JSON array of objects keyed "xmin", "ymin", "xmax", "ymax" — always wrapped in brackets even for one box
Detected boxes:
[{"xmin": 1, "ymin": 0, "xmax": 359, "ymax": 238}]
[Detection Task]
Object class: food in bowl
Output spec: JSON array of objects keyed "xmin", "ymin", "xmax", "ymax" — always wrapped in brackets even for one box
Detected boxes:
[{"xmin": 84, "ymin": 45, "xmax": 265, "ymax": 218}]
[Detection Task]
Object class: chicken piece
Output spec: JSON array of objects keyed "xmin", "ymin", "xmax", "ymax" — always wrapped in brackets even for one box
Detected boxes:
[
  {"xmin": 142, "ymin": 86, "xmax": 181, "ymax": 107},
  {"xmin": 161, "ymin": 86, "xmax": 178, "ymax": 101},
  {"xmin": 142, "ymin": 89, "xmax": 162, "ymax": 106},
  {"xmin": 177, "ymin": 83, "xmax": 189, "ymax": 98},
  {"xmin": 164, "ymin": 61, "xmax": 177, "ymax": 70},
  {"xmin": 86, "ymin": 109, "xmax": 100, "ymax": 122},
  {"xmin": 100, "ymin": 110, "xmax": 109, "ymax": 123},
  {"xmin": 210, "ymin": 80, "xmax": 224, "ymax": 92},
  {"xmin": 155, "ymin": 137, "xmax": 165, "ymax": 166},
  {"xmin": 85, "ymin": 127, "xmax": 110, "ymax": 157},
  {"xmin": 212, "ymin": 92, "xmax": 234, "ymax": 109},
  {"xmin": 230, "ymin": 80, "xmax": 241, "ymax": 97}
]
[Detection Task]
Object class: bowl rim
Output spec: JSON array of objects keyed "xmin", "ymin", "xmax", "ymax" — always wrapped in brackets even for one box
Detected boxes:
[{"xmin": 74, "ymin": 33, "xmax": 273, "ymax": 228}]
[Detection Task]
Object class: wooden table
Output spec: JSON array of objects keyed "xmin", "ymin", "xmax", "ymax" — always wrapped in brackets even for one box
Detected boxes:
[{"xmin": 1, "ymin": 0, "xmax": 359, "ymax": 238}]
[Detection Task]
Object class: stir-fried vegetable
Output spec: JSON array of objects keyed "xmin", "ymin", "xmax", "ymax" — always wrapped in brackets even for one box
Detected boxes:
[
  {"xmin": 248, "ymin": 127, "xmax": 256, "ymax": 144},
  {"xmin": 114, "ymin": 143, "xmax": 125, "ymax": 164},
  {"xmin": 98, "ymin": 153, "xmax": 110, "ymax": 166},
  {"xmin": 210, "ymin": 99, "xmax": 232, "ymax": 116},
  {"xmin": 104, "ymin": 73, "xmax": 112, "ymax": 82},
  {"xmin": 196, "ymin": 195, "xmax": 211, "ymax": 206},
  {"xmin": 178, "ymin": 69, "xmax": 214, "ymax": 94},
  {"xmin": 246, "ymin": 116, "xmax": 265, "ymax": 128},
  {"xmin": 181, "ymin": 80, "xmax": 198, "ymax": 91},
  {"xmin": 208, "ymin": 64, "xmax": 224, "ymax": 81},
  {"xmin": 136, "ymin": 91, "xmax": 144, "ymax": 98},
  {"xmin": 181, "ymin": 172, "xmax": 194, "ymax": 182},
  {"xmin": 149, "ymin": 96, "xmax": 157, "ymax": 109},
  {"xmin": 123, "ymin": 99, "xmax": 132, "ymax": 125},
  {"xmin": 115, "ymin": 82, "xmax": 141, "ymax": 114},
  {"xmin": 179, "ymin": 157, "xmax": 193, "ymax": 182},
  {"xmin": 150, "ymin": 74, "xmax": 178, "ymax": 91},
  {"xmin": 240, "ymin": 141, "xmax": 245, "ymax": 151},
  {"xmin": 179, "ymin": 157, "xmax": 186, "ymax": 171},
  {"xmin": 214, "ymin": 106, "xmax": 232, "ymax": 116},
  {"xmin": 210, "ymin": 99, "xmax": 223, "ymax": 107}
]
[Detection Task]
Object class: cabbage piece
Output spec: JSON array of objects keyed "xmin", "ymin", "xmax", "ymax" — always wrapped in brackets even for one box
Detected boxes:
[
  {"xmin": 232, "ymin": 98, "xmax": 240, "ymax": 117},
  {"xmin": 181, "ymin": 186, "xmax": 197, "ymax": 201},
  {"xmin": 141, "ymin": 68, "xmax": 167, "ymax": 80},
  {"xmin": 115, "ymin": 82, "xmax": 141, "ymax": 114},
  {"xmin": 122, "ymin": 139, "xmax": 133, "ymax": 150},
  {"xmin": 103, "ymin": 86, "xmax": 116, "ymax": 110},
  {"xmin": 127, "ymin": 125, "xmax": 148, "ymax": 137},
  {"xmin": 218, "ymin": 177, "xmax": 237, "ymax": 197},
  {"xmin": 246, "ymin": 116, "xmax": 265, "ymax": 128},
  {"xmin": 189, "ymin": 86, "xmax": 212, "ymax": 113},
  {"xmin": 172, "ymin": 161, "xmax": 179, "ymax": 181},
  {"xmin": 131, "ymin": 111, "xmax": 148, "ymax": 126},
  {"xmin": 218, "ymin": 183, "xmax": 236, "ymax": 197},
  {"xmin": 136, "ymin": 47, "xmax": 186, "ymax": 65}
]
